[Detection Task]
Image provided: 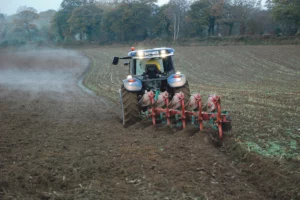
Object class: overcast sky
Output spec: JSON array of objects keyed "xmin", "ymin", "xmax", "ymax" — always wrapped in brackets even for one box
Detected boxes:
[{"xmin": 0, "ymin": 0, "xmax": 170, "ymax": 15}]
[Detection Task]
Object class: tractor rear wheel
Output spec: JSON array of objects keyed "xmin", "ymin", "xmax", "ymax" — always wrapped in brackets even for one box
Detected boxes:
[
  {"xmin": 120, "ymin": 86, "xmax": 140, "ymax": 127},
  {"xmin": 174, "ymin": 81, "xmax": 191, "ymax": 105}
]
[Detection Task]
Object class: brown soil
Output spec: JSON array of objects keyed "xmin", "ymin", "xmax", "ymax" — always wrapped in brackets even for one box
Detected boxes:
[{"xmin": 0, "ymin": 49, "xmax": 299, "ymax": 200}]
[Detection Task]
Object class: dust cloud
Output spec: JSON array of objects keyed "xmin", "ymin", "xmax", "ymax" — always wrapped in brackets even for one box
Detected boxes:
[{"xmin": 0, "ymin": 49, "xmax": 89, "ymax": 94}]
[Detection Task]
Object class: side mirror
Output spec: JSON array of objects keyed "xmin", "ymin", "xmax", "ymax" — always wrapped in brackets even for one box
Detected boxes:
[
  {"xmin": 112, "ymin": 57, "xmax": 119, "ymax": 65},
  {"xmin": 124, "ymin": 62, "xmax": 129, "ymax": 66}
]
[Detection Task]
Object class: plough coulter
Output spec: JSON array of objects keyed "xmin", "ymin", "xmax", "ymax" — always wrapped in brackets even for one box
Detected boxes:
[{"xmin": 113, "ymin": 47, "xmax": 231, "ymax": 142}]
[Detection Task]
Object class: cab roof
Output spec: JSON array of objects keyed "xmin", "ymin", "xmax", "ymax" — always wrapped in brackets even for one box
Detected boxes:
[{"xmin": 128, "ymin": 47, "xmax": 175, "ymax": 59}]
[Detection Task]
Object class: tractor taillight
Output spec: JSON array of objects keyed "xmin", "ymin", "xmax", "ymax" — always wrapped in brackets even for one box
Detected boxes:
[
  {"xmin": 128, "ymin": 79, "xmax": 136, "ymax": 83},
  {"xmin": 173, "ymin": 71, "xmax": 181, "ymax": 78}
]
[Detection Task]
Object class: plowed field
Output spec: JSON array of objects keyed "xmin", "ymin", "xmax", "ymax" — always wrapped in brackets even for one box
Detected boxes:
[{"xmin": 0, "ymin": 46, "xmax": 299, "ymax": 199}]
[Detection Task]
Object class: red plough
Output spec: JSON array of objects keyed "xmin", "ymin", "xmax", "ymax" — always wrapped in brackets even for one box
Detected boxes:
[{"xmin": 139, "ymin": 91, "xmax": 232, "ymax": 142}]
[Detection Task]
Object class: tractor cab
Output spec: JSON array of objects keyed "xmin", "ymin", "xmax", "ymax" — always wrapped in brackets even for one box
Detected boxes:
[
  {"xmin": 112, "ymin": 47, "xmax": 186, "ymax": 92},
  {"xmin": 128, "ymin": 48, "xmax": 176, "ymax": 78},
  {"xmin": 112, "ymin": 47, "xmax": 176, "ymax": 77}
]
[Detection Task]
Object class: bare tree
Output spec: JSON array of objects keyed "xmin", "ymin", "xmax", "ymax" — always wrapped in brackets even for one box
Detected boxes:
[
  {"xmin": 166, "ymin": 0, "xmax": 190, "ymax": 40},
  {"xmin": 13, "ymin": 6, "xmax": 39, "ymax": 40}
]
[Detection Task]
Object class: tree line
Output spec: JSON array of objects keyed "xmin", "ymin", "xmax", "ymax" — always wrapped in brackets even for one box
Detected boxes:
[{"xmin": 0, "ymin": 0, "xmax": 300, "ymax": 46}]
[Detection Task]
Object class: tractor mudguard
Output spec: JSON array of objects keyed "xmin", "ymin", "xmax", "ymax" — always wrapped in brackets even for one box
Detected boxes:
[
  {"xmin": 167, "ymin": 73, "xmax": 187, "ymax": 88},
  {"xmin": 122, "ymin": 78, "xmax": 142, "ymax": 91}
]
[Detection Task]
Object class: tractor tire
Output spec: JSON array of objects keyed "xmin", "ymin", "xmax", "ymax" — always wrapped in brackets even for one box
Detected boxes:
[
  {"xmin": 120, "ymin": 86, "xmax": 140, "ymax": 127},
  {"xmin": 174, "ymin": 81, "xmax": 191, "ymax": 105}
]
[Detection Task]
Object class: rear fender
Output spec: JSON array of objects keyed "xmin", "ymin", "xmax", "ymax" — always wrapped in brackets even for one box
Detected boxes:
[
  {"xmin": 123, "ymin": 78, "xmax": 142, "ymax": 91},
  {"xmin": 167, "ymin": 73, "xmax": 187, "ymax": 88}
]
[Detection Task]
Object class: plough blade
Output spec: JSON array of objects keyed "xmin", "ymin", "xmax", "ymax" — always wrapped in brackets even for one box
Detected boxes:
[
  {"xmin": 138, "ymin": 90, "xmax": 153, "ymax": 107},
  {"xmin": 153, "ymin": 91, "xmax": 169, "ymax": 108},
  {"xmin": 139, "ymin": 91, "xmax": 169, "ymax": 108},
  {"xmin": 168, "ymin": 92, "xmax": 184, "ymax": 109},
  {"xmin": 207, "ymin": 94, "xmax": 219, "ymax": 112},
  {"xmin": 186, "ymin": 93, "xmax": 202, "ymax": 110}
]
